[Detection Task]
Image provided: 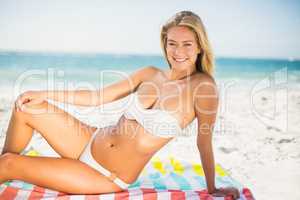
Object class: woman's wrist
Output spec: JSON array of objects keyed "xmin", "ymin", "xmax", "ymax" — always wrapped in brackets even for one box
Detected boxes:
[{"xmin": 207, "ymin": 186, "xmax": 217, "ymax": 194}]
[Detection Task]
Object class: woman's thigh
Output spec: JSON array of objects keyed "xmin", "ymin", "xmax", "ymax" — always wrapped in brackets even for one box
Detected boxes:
[
  {"xmin": 3, "ymin": 153, "xmax": 122, "ymax": 194},
  {"xmin": 17, "ymin": 101, "xmax": 97, "ymax": 159}
]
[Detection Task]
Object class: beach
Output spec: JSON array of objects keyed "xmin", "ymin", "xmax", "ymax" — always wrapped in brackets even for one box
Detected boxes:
[{"xmin": 0, "ymin": 52, "xmax": 300, "ymax": 199}]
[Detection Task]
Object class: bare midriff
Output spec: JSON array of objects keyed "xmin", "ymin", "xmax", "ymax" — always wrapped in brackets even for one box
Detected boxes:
[{"xmin": 90, "ymin": 115, "xmax": 173, "ymax": 184}]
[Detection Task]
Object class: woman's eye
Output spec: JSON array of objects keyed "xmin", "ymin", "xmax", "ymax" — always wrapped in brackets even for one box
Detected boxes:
[
  {"xmin": 184, "ymin": 43, "xmax": 192, "ymax": 47},
  {"xmin": 168, "ymin": 43, "xmax": 175, "ymax": 46}
]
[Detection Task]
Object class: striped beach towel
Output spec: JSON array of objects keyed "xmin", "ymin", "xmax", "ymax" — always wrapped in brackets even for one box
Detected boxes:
[{"xmin": 0, "ymin": 150, "xmax": 255, "ymax": 200}]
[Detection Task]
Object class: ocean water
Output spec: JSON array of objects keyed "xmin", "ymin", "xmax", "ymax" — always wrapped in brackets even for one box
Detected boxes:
[{"xmin": 0, "ymin": 51, "xmax": 299, "ymax": 94}]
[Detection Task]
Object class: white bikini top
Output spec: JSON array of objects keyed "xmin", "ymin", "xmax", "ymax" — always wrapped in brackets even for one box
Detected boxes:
[{"xmin": 122, "ymin": 92, "xmax": 193, "ymax": 138}]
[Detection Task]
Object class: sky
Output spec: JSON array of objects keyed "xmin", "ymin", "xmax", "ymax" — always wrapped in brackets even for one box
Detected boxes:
[{"xmin": 0, "ymin": 0, "xmax": 299, "ymax": 59}]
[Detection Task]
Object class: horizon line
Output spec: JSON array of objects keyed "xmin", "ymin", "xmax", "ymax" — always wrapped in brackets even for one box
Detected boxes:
[{"xmin": 0, "ymin": 48, "xmax": 299, "ymax": 62}]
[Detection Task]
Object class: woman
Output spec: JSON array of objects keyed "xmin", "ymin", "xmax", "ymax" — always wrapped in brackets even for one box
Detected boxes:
[{"xmin": 0, "ymin": 11, "xmax": 239, "ymax": 199}]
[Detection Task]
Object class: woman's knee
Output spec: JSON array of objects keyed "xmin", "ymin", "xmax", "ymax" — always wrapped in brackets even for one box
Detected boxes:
[{"xmin": 13, "ymin": 101, "xmax": 49, "ymax": 120}]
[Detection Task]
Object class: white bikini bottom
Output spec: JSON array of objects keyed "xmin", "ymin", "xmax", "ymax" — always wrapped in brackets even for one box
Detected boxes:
[{"xmin": 78, "ymin": 128, "xmax": 131, "ymax": 189}]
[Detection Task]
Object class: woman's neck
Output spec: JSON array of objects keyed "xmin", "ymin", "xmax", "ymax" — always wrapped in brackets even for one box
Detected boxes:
[{"xmin": 165, "ymin": 67, "xmax": 197, "ymax": 81}]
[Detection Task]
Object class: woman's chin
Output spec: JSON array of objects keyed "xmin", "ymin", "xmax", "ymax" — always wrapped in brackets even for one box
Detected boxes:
[{"xmin": 171, "ymin": 63, "xmax": 190, "ymax": 70}]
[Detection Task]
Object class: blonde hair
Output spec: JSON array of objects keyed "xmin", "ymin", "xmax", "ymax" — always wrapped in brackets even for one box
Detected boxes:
[{"xmin": 160, "ymin": 11, "xmax": 214, "ymax": 76}]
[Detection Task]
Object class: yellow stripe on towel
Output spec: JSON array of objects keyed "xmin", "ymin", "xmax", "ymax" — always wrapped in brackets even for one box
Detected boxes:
[
  {"xmin": 169, "ymin": 156, "xmax": 184, "ymax": 175},
  {"xmin": 192, "ymin": 162, "xmax": 204, "ymax": 176},
  {"xmin": 215, "ymin": 164, "xmax": 228, "ymax": 177},
  {"xmin": 26, "ymin": 150, "xmax": 40, "ymax": 157},
  {"xmin": 151, "ymin": 157, "xmax": 167, "ymax": 175}
]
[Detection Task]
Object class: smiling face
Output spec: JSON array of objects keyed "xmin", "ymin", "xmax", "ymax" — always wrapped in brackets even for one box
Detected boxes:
[{"xmin": 165, "ymin": 26, "xmax": 201, "ymax": 71}]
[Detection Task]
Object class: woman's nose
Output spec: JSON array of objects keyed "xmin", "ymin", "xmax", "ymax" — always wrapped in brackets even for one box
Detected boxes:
[{"xmin": 174, "ymin": 46, "xmax": 185, "ymax": 56}]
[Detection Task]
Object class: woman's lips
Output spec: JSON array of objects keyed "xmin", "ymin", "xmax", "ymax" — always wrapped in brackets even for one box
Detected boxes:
[{"xmin": 173, "ymin": 57, "xmax": 188, "ymax": 63}]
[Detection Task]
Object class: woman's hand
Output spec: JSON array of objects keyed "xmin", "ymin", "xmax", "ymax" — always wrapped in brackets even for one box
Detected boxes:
[
  {"xmin": 210, "ymin": 187, "xmax": 240, "ymax": 199},
  {"xmin": 15, "ymin": 91, "xmax": 46, "ymax": 112}
]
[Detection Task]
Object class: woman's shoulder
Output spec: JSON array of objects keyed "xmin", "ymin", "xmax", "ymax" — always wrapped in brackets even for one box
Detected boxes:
[
  {"xmin": 191, "ymin": 72, "xmax": 217, "ymax": 96},
  {"xmin": 147, "ymin": 66, "xmax": 164, "ymax": 77},
  {"xmin": 136, "ymin": 66, "xmax": 161, "ymax": 76},
  {"xmin": 131, "ymin": 66, "xmax": 160, "ymax": 82},
  {"xmin": 191, "ymin": 71, "xmax": 216, "ymax": 85},
  {"xmin": 140, "ymin": 65, "xmax": 160, "ymax": 72}
]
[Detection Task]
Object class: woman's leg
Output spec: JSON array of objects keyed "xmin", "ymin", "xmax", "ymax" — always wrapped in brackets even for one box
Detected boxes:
[
  {"xmin": 1, "ymin": 101, "xmax": 96, "ymax": 159},
  {"xmin": 0, "ymin": 153, "xmax": 122, "ymax": 194}
]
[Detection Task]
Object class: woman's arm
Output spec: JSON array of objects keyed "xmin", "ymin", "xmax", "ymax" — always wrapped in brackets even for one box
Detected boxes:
[
  {"xmin": 45, "ymin": 66, "xmax": 155, "ymax": 106},
  {"xmin": 16, "ymin": 66, "xmax": 158, "ymax": 109},
  {"xmin": 194, "ymin": 76, "xmax": 240, "ymax": 199},
  {"xmin": 193, "ymin": 77, "xmax": 219, "ymax": 193}
]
